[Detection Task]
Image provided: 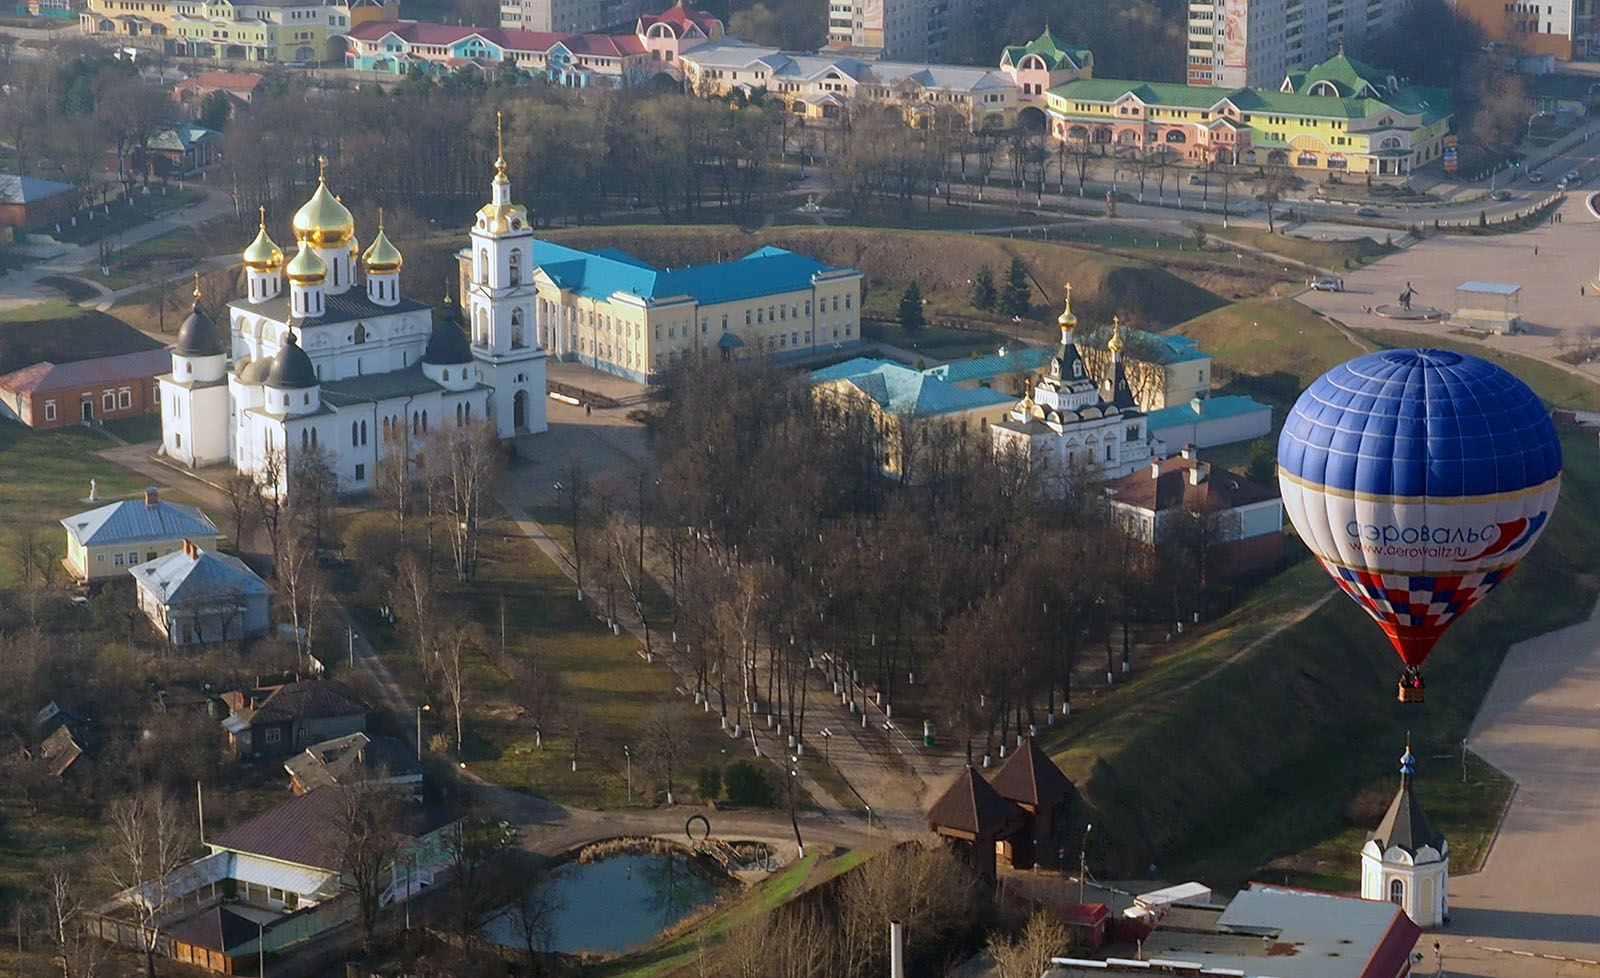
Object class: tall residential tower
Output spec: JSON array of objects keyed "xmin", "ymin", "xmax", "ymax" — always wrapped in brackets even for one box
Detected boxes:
[{"xmin": 1187, "ymin": 0, "xmax": 1409, "ymax": 87}]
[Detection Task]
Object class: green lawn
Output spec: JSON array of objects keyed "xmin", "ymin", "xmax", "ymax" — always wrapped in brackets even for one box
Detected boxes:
[
  {"xmin": 0, "ymin": 423, "xmax": 148, "ymax": 580},
  {"xmin": 1173, "ymin": 297, "xmax": 1372, "ymax": 415},
  {"xmin": 341, "ymin": 504, "xmax": 776, "ymax": 812},
  {"xmin": 53, "ymin": 186, "xmax": 207, "ymax": 246},
  {"xmin": 860, "ymin": 321, "xmax": 1011, "ymax": 362},
  {"xmin": 89, "ymin": 216, "xmax": 237, "ymax": 290},
  {"xmin": 1209, "ymin": 226, "xmax": 1396, "ymax": 270}
]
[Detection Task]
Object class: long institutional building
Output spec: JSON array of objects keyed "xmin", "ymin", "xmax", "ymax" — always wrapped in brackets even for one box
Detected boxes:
[
  {"xmin": 81, "ymin": 0, "xmax": 395, "ymax": 62},
  {"xmin": 1046, "ymin": 52, "xmax": 1450, "ymax": 174},
  {"xmin": 1186, "ymin": 0, "xmax": 1410, "ymax": 87}
]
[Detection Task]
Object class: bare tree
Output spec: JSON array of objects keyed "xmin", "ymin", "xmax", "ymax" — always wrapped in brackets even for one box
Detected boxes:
[
  {"xmin": 497, "ymin": 874, "xmax": 560, "ymax": 975},
  {"xmin": 437, "ymin": 620, "xmax": 482, "ymax": 756},
  {"xmin": 276, "ymin": 530, "xmax": 326, "ymax": 668},
  {"xmin": 221, "ymin": 471, "xmax": 257, "ymax": 552},
  {"xmin": 289, "ymin": 444, "xmax": 339, "ymax": 550},
  {"xmin": 557, "ymin": 460, "xmax": 591, "ymax": 598},
  {"xmin": 328, "ymin": 782, "xmax": 405, "ymax": 951},
  {"xmin": 253, "ymin": 446, "xmax": 294, "ymax": 571},
  {"xmin": 990, "ymin": 909, "xmax": 1076, "ymax": 978},
  {"xmin": 428, "ymin": 421, "xmax": 500, "ymax": 582},
  {"xmin": 101, "ymin": 790, "xmax": 193, "ymax": 978},
  {"xmin": 390, "ymin": 550, "xmax": 439, "ymax": 683},
  {"xmin": 375, "ymin": 428, "xmax": 418, "ymax": 541},
  {"xmin": 446, "ymin": 812, "xmax": 519, "ymax": 947},
  {"xmin": 507, "ymin": 641, "xmax": 562, "ymax": 750},
  {"xmin": 638, "ymin": 705, "xmax": 687, "ymax": 805}
]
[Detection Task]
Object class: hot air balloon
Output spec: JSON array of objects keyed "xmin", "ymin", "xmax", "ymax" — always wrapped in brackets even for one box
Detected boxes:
[{"xmin": 1277, "ymin": 348, "xmax": 1562, "ymax": 703}]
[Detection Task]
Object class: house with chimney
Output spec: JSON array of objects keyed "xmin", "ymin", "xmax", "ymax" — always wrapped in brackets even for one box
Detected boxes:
[
  {"xmin": 221, "ymin": 679, "xmax": 367, "ymax": 758},
  {"xmin": 130, "ymin": 540, "xmax": 271, "ymax": 647},
  {"xmin": 1102, "ymin": 447, "xmax": 1283, "ymax": 576},
  {"xmin": 59, "ymin": 487, "xmax": 222, "ymax": 583}
]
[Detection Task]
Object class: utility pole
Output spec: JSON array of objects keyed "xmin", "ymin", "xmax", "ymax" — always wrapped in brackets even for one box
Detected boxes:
[{"xmin": 1079, "ymin": 823, "xmax": 1093, "ymax": 906}]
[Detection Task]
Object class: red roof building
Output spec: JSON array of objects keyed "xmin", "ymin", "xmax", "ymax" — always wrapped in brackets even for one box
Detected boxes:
[
  {"xmin": 637, "ymin": 0, "xmax": 724, "ymax": 66},
  {"xmin": 1103, "ymin": 446, "xmax": 1284, "ymax": 577},
  {"xmin": 0, "ymin": 347, "xmax": 170, "ymax": 429},
  {"xmin": 173, "ymin": 71, "xmax": 264, "ymax": 109}
]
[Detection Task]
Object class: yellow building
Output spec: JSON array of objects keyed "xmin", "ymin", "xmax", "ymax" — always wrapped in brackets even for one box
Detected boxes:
[
  {"xmin": 80, "ymin": 0, "xmax": 396, "ymax": 62},
  {"xmin": 1045, "ymin": 52, "xmax": 1452, "ymax": 175},
  {"xmin": 456, "ymin": 241, "xmax": 863, "ymax": 385},
  {"xmin": 59, "ymin": 488, "xmax": 222, "ymax": 583}
]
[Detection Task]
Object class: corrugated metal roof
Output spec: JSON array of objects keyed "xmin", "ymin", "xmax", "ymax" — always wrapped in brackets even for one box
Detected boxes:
[
  {"xmin": 0, "ymin": 347, "xmax": 170, "ymax": 395},
  {"xmin": 0, "ymin": 174, "xmax": 75, "ymax": 205},
  {"xmin": 1456, "ymin": 281, "xmax": 1521, "ymax": 295},
  {"xmin": 1145, "ymin": 394, "xmax": 1271, "ymax": 430},
  {"xmin": 60, "ymin": 495, "xmax": 221, "ymax": 548},
  {"xmin": 813, "ymin": 358, "xmax": 1014, "ymax": 418},
  {"xmin": 923, "ymin": 347, "xmax": 1053, "ymax": 384},
  {"xmin": 130, "ymin": 546, "xmax": 271, "ymax": 607}
]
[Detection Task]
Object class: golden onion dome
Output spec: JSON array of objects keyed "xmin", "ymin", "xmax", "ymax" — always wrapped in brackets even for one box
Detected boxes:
[
  {"xmin": 242, "ymin": 206, "xmax": 284, "ymax": 271},
  {"xmin": 362, "ymin": 214, "xmax": 403, "ymax": 274},
  {"xmin": 286, "ymin": 246, "xmax": 328, "ymax": 284},
  {"xmin": 348, "ymin": 233, "xmax": 360, "ymax": 261},
  {"xmin": 292, "ymin": 161, "xmax": 356, "ymax": 248},
  {"xmin": 1057, "ymin": 282, "xmax": 1077, "ymax": 329}
]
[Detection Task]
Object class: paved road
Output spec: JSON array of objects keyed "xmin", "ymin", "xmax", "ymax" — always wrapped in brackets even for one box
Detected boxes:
[{"xmin": 1425, "ymin": 596, "xmax": 1600, "ymax": 978}]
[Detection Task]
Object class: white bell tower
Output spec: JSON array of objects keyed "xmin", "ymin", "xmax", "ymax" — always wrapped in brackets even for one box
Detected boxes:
[
  {"xmin": 467, "ymin": 110, "xmax": 547, "ymax": 439},
  {"xmin": 1360, "ymin": 743, "xmax": 1449, "ymax": 928}
]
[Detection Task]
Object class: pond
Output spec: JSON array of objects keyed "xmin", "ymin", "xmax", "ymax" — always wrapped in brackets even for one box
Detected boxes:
[{"xmin": 484, "ymin": 851, "xmax": 722, "ymax": 955}]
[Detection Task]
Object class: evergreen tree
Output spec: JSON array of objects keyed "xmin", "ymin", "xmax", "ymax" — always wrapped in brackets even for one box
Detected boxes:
[
  {"xmin": 971, "ymin": 264, "xmax": 998, "ymax": 311},
  {"xmin": 1001, "ymin": 257, "xmax": 1033, "ymax": 318},
  {"xmin": 899, "ymin": 282, "xmax": 926, "ymax": 330},
  {"xmin": 1244, "ymin": 436, "xmax": 1276, "ymax": 486}
]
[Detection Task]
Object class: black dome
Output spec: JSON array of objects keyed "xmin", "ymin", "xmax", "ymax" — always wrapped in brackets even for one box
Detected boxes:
[
  {"xmin": 423, "ymin": 310, "xmax": 473, "ymax": 365},
  {"xmin": 264, "ymin": 333, "xmax": 318, "ymax": 389},
  {"xmin": 175, "ymin": 301, "xmax": 225, "ymax": 357}
]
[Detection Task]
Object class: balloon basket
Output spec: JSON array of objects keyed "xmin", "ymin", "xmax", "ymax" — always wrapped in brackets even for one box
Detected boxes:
[{"xmin": 1397, "ymin": 675, "xmax": 1426, "ymax": 704}]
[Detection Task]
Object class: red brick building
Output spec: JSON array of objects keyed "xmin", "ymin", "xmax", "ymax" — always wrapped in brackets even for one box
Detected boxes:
[
  {"xmin": 0, "ymin": 347, "xmax": 171, "ymax": 429},
  {"xmin": 0, "ymin": 175, "xmax": 79, "ymax": 231}
]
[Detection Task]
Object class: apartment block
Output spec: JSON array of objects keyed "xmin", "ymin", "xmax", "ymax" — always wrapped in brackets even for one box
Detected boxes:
[{"xmin": 1187, "ymin": 0, "xmax": 1410, "ymax": 87}]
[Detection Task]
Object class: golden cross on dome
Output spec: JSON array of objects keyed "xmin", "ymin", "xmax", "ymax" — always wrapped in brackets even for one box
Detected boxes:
[
  {"xmin": 496, "ymin": 110, "xmax": 504, "ymax": 161},
  {"xmin": 378, "ymin": 206, "xmax": 385, "ymax": 230},
  {"xmin": 317, "ymin": 155, "xmax": 327, "ymax": 182},
  {"xmin": 258, "ymin": 204, "xmax": 266, "ymax": 227},
  {"xmin": 192, "ymin": 271, "xmax": 202, "ymax": 300}
]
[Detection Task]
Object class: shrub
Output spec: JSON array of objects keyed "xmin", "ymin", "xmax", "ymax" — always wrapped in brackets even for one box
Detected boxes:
[
  {"xmin": 723, "ymin": 760, "xmax": 775, "ymax": 806},
  {"xmin": 697, "ymin": 765, "xmax": 723, "ymax": 801}
]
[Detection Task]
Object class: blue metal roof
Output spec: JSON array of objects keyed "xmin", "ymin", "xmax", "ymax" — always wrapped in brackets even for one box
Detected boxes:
[
  {"xmin": 523, "ymin": 242, "xmax": 853, "ymax": 306},
  {"xmin": 1456, "ymin": 281, "xmax": 1522, "ymax": 295},
  {"xmin": 1277, "ymin": 349, "xmax": 1561, "ymax": 498},
  {"xmin": 1146, "ymin": 394, "xmax": 1271, "ymax": 429},
  {"xmin": 130, "ymin": 547, "xmax": 271, "ymax": 606},
  {"xmin": 0, "ymin": 174, "xmax": 75, "ymax": 205},
  {"xmin": 1159, "ymin": 334, "xmax": 1210, "ymax": 364},
  {"xmin": 923, "ymin": 347, "xmax": 1054, "ymax": 384},
  {"xmin": 813, "ymin": 357, "xmax": 1013, "ymax": 418},
  {"xmin": 60, "ymin": 496, "xmax": 221, "ymax": 548}
]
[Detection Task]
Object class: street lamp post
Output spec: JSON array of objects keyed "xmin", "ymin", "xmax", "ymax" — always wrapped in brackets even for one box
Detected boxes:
[
  {"xmin": 257, "ymin": 920, "xmax": 265, "ymax": 978},
  {"xmin": 1079, "ymin": 822, "xmax": 1094, "ymax": 906},
  {"xmin": 787, "ymin": 754, "xmax": 805, "ymax": 858},
  {"xmin": 624, "ymin": 744, "xmax": 632, "ymax": 802},
  {"xmin": 416, "ymin": 704, "xmax": 430, "ymax": 760}
]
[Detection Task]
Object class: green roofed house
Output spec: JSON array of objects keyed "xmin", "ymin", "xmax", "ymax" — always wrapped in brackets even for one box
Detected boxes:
[
  {"xmin": 1044, "ymin": 51, "xmax": 1451, "ymax": 176},
  {"xmin": 999, "ymin": 28, "xmax": 1093, "ymax": 130},
  {"xmin": 812, "ymin": 357, "xmax": 1014, "ymax": 482}
]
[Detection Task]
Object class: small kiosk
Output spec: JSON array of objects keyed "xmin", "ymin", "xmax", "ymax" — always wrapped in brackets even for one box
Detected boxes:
[{"xmin": 1452, "ymin": 281, "xmax": 1522, "ymax": 334}]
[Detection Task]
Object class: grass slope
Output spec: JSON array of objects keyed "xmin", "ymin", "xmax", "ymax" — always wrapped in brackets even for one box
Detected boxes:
[
  {"xmin": 1048, "ymin": 313, "xmax": 1600, "ymax": 890},
  {"xmin": 0, "ymin": 302, "xmax": 164, "ymax": 375},
  {"xmin": 1173, "ymin": 298, "xmax": 1371, "ymax": 416}
]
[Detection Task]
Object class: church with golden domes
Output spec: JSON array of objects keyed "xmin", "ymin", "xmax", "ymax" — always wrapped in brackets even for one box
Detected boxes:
[
  {"xmin": 158, "ymin": 149, "xmax": 545, "ymax": 501},
  {"xmin": 990, "ymin": 285, "xmax": 1161, "ymax": 480}
]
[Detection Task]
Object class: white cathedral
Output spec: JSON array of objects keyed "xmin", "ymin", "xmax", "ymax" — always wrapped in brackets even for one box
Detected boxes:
[
  {"xmin": 990, "ymin": 285, "xmax": 1161, "ymax": 480},
  {"xmin": 159, "ymin": 147, "xmax": 547, "ymax": 501}
]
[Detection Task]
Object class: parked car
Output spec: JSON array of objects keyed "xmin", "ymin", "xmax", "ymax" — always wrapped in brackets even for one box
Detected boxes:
[
  {"xmin": 1529, "ymin": 171, "xmax": 1545, "ymax": 184},
  {"xmin": 1188, "ymin": 173, "xmax": 1204, "ymax": 185},
  {"xmin": 1311, "ymin": 278, "xmax": 1343, "ymax": 291},
  {"xmin": 1355, "ymin": 207, "xmax": 1381, "ymax": 218},
  {"xmin": 1566, "ymin": 169, "xmax": 1581, "ymax": 182},
  {"xmin": 1558, "ymin": 178, "xmax": 1570, "ymax": 190},
  {"xmin": 1491, "ymin": 190, "xmax": 1512, "ymax": 201}
]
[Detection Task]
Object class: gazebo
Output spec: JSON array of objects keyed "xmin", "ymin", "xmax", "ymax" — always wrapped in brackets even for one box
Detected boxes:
[
  {"xmin": 1452, "ymin": 281, "xmax": 1522, "ymax": 334},
  {"xmin": 989, "ymin": 737, "xmax": 1074, "ymax": 870},
  {"xmin": 926, "ymin": 766, "xmax": 1024, "ymax": 880}
]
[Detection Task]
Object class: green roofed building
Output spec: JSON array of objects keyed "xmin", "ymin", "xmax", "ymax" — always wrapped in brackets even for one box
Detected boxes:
[
  {"xmin": 1044, "ymin": 52, "xmax": 1450, "ymax": 175},
  {"xmin": 999, "ymin": 28, "xmax": 1094, "ymax": 130}
]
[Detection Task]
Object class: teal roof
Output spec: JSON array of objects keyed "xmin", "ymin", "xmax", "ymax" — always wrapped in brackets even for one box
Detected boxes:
[
  {"xmin": 519, "ymin": 242, "xmax": 857, "ymax": 306},
  {"xmin": 1146, "ymin": 394, "xmax": 1271, "ymax": 430},
  {"xmin": 61, "ymin": 496, "xmax": 220, "ymax": 548},
  {"xmin": 147, "ymin": 125, "xmax": 220, "ymax": 153},
  {"xmin": 923, "ymin": 346, "xmax": 1053, "ymax": 384},
  {"xmin": 1048, "ymin": 76, "xmax": 1450, "ymax": 123},
  {"xmin": 1001, "ymin": 29, "xmax": 1090, "ymax": 71},
  {"xmin": 812, "ymin": 358, "xmax": 1014, "ymax": 418}
]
